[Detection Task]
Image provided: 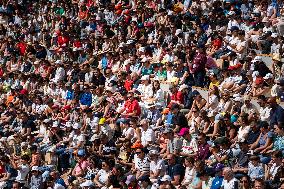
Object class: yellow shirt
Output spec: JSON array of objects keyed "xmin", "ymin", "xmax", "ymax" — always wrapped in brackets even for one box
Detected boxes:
[
  {"xmin": 21, "ymin": 149, "xmax": 31, "ymax": 158},
  {"xmin": 209, "ymin": 81, "xmax": 220, "ymax": 89}
]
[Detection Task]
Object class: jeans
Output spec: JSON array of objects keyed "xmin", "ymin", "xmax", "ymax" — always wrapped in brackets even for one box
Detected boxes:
[
  {"xmin": 39, "ymin": 165, "xmax": 54, "ymax": 182},
  {"xmin": 259, "ymin": 154, "xmax": 271, "ymax": 164},
  {"xmin": 193, "ymin": 70, "xmax": 206, "ymax": 87},
  {"xmin": 57, "ymin": 148, "xmax": 75, "ymax": 170},
  {"xmin": 116, "ymin": 118, "xmax": 128, "ymax": 126}
]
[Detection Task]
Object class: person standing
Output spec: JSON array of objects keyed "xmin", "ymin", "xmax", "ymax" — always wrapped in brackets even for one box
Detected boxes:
[{"xmin": 190, "ymin": 46, "xmax": 207, "ymax": 87}]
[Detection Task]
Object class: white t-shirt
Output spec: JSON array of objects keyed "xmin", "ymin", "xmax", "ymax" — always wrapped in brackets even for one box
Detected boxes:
[
  {"xmin": 236, "ymin": 40, "xmax": 247, "ymax": 59},
  {"xmin": 237, "ymin": 126, "xmax": 250, "ymax": 142},
  {"xmin": 32, "ymin": 103, "xmax": 45, "ymax": 114},
  {"xmin": 16, "ymin": 164, "xmax": 30, "ymax": 183},
  {"xmin": 150, "ymin": 159, "xmax": 166, "ymax": 177},
  {"xmin": 69, "ymin": 132, "xmax": 85, "ymax": 147},
  {"xmin": 183, "ymin": 167, "xmax": 195, "ymax": 184},
  {"xmin": 141, "ymin": 128, "xmax": 155, "ymax": 147},
  {"xmin": 137, "ymin": 84, "xmax": 153, "ymax": 100},
  {"xmin": 208, "ymin": 94, "xmax": 219, "ymax": 113},
  {"xmin": 54, "ymin": 183, "xmax": 65, "ymax": 189},
  {"xmin": 222, "ymin": 178, "xmax": 240, "ymax": 189},
  {"xmin": 259, "ymin": 107, "xmax": 271, "ymax": 122},
  {"xmin": 97, "ymin": 169, "xmax": 110, "ymax": 185},
  {"xmin": 122, "ymin": 127, "xmax": 135, "ymax": 138}
]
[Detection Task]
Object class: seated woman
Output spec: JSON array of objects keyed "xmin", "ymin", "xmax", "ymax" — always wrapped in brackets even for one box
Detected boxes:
[
  {"xmin": 148, "ymin": 80, "xmax": 166, "ymax": 108},
  {"xmin": 195, "ymin": 110, "xmax": 211, "ymax": 134},
  {"xmin": 206, "ymin": 33, "xmax": 222, "ymax": 57},
  {"xmin": 215, "ymin": 91, "xmax": 233, "ymax": 115},
  {"xmin": 71, "ymin": 149, "xmax": 90, "ymax": 178},
  {"xmin": 249, "ymin": 121, "xmax": 273, "ymax": 164},
  {"xmin": 93, "ymin": 159, "xmax": 112, "ymax": 188},
  {"xmin": 137, "ymin": 75, "xmax": 153, "ymax": 101},
  {"xmin": 186, "ymin": 90, "xmax": 206, "ymax": 119},
  {"xmin": 187, "ymin": 106, "xmax": 200, "ymax": 135},
  {"xmin": 218, "ymin": 70, "xmax": 236, "ymax": 92},
  {"xmin": 252, "ymin": 77, "xmax": 270, "ymax": 97},
  {"xmin": 167, "ymin": 85, "xmax": 183, "ymax": 108},
  {"xmin": 181, "ymin": 157, "xmax": 196, "ymax": 187},
  {"xmin": 205, "ymin": 86, "xmax": 219, "ymax": 117},
  {"xmin": 116, "ymin": 120, "xmax": 135, "ymax": 146}
]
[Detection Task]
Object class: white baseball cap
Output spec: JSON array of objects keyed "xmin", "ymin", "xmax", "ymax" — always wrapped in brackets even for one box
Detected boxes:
[{"xmin": 161, "ymin": 175, "xmax": 172, "ymax": 182}]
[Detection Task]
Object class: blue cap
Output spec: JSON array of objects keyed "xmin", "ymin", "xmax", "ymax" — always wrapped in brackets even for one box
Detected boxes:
[
  {"xmin": 231, "ymin": 115, "xmax": 238, "ymax": 123},
  {"xmin": 77, "ymin": 149, "xmax": 86, "ymax": 157},
  {"xmin": 192, "ymin": 90, "xmax": 200, "ymax": 97},
  {"xmin": 230, "ymin": 26, "xmax": 239, "ymax": 32}
]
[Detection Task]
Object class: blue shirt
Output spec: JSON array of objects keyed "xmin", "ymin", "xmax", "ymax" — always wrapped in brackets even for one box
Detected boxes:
[
  {"xmin": 166, "ymin": 113, "xmax": 174, "ymax": 125},
  {"xmin": 55, "ymin": 178, "xmax": 67, "ymax": 188},
  {"xmin": 211, "ymin": 176, "xmax": 224, "ymax": 189},
  {"xmin": 80, "ymin": 92, "xmax": 92, "ymax": 106},
  {"xmin": 270, "ymin": 105, "xmax": 284, "ymax": 127},
  {"xmin": 248, "ymin": 162, "xmax": 264, "ymax": 180},
  {"xmin": 66, "ymin": 90, "xmax": 74, "ymax": 100}
]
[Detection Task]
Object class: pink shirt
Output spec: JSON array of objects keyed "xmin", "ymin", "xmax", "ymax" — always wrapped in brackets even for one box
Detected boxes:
[{"xmin": 74, "ymin": 160, "xmax": 90, "ymax": 175}]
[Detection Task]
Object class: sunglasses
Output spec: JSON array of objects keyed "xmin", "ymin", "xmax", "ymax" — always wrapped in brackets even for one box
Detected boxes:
[{"xmin": 136, "ymin": 151, "xmax": 142, "ymax": 154}]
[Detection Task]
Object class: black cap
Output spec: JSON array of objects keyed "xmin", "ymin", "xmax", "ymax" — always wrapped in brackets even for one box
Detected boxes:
[
  {"xmin": 139, "ymin": 175, "xmax": 151, "ymax": 182},
  {"xmin": 192, "ymin": 90, "xmax": 200, "ymax": 97},
  {"xmin": 171, "ymin": 103, "xmax": 180, "ymax": 110},
  {"xmin": 258, "ymin": 121, "xmax": 269, "ymax": 129}
]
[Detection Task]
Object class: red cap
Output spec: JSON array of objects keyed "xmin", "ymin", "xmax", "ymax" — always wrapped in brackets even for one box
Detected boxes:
[
  {"xmin": 255, "ymin": 77, "xmax": 264, "ymax": 85},
  {"xmin": 20, "ymin": 89, "xmax": 28, "ymax": 95}
]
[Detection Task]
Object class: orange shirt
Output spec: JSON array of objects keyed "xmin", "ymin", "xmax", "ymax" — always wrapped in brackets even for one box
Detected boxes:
[{"xmin": 6, "ymin": 95, "xmax": 14, "ymax": 106}]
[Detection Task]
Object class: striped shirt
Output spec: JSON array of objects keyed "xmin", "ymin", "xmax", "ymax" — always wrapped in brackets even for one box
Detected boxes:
[{"xmin": 134, "ymin": 155, "xmax": 150, "ymax": 174}]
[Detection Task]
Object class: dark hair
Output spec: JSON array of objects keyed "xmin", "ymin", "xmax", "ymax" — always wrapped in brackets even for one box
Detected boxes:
[
  {"xmin": 258, "ymin": 121, "xmax": 269, "ymax": 130},
  {"xmin": 198, "ymin": 132, "xmax": 206, "ymax": 139},
  {"xmin": 257, "ymin": 95, "xmax": 266, "ymax": 101},
  {"xmin": 254, "ymin": 178, "xmax": 265, "ymax": 187},
  {"xmin": 185, "ymin": 157, "xmax": 195, "ymax": 164},
  {"xmin": 250, "ymin": 155, "xmax": 260, "ymax": 161},
  {"xmin": 21, "ymin": 155, "xmax": 30, "ymax": 161},
  {"xmin": 272, "ymin": 151, "xmax": 282, "ymax": 159}
]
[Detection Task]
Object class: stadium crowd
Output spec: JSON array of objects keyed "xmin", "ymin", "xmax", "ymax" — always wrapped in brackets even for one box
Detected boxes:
[{"xmin": 0, "ymin": 0, "xmax": 284, "ymax": 188}]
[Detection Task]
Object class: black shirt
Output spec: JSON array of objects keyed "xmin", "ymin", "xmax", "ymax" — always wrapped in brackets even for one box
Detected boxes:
[
  {"xmin": 51, "ymin": 130, "xmax": 64, "ymax": 144},
  {"xmin": 172, "ymin": 112, "xmax": 188, "ymax": 129},
  {"xmin": 92, "ymin": 74, "xmax": 106, "ymax": 87},
  {"xmin": 254, "ymin": 62, "xmax": 271, "ymax": 77},
  {"xmin": 102, "ymin": 139, "xmax": 117, "ymax": 155},
  {"xmin": 167, "ymin": 163, "xmax": 185, "ymax": 181},
  {"xmin": 22, "ymin": 119, "xmax": 36, "ymax": 131},
  {"xmin": 246, "ymin": 129, "xmax": 260, "ymax": 145}
]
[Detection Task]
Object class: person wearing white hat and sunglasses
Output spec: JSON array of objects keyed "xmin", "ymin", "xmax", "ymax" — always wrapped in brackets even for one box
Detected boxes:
[
  {"xmin": 29, "ymin": 166, "xmax": 43, "ymax": 189},
  {"xmin": 159, "ymin": 175, "xmax": 173, "ymax": 189},
  {"xmin": 149, "ymin": 149, "xmax": 166, "ymax": 184}
]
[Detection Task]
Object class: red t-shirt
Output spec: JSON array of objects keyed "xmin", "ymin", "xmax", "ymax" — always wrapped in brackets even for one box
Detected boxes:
[
  {"xmin": 124, "ymin": 80, "xmax": 133, "ymax": 91},
  {"xmin": 0, "ymin": 67, "xmax": 3, "ymax": 78},
  {"xmin": 74, "ymin": 40, "xmax": 82, "ymax": 48},
  {"xmin": 17, "ymin": 42, "xmax": 27, "ymax": 56},
  {"xmin": 170, "ymin": 91, "xmax": 183, "ymax": 104},
  {"xmin": 124, "ymin": 99, "xmax": 141, "ymax": 116},
  {"xmin": 0, "ymin": 165, "xmax": 5, "ymax": 174},
  {"xmin": 58, "ymin": 36, "xmax": 69, "ymax": 47}
]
